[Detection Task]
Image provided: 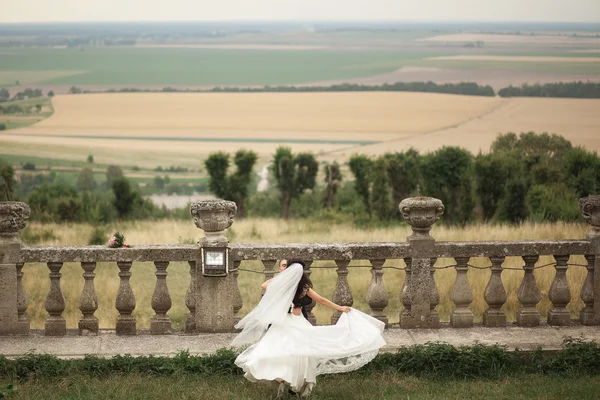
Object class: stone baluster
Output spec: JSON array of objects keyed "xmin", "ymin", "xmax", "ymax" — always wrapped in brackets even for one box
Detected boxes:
[
  {"xmin": 331, "ymin": 259, "xmax": 353, "ymax": 325},
  {"xmin": 450, "ymin": 257, "xmax": 473, "ymax": 328},
  {"xmin": 0, "ymin": 201, "xmax": 30, "ymax": 335},
  {"xmin": 429, "ymin": 257, "xmax": 440, "ymax": 323},
  {"xmin": 262, "ymin": 259, "xmax": 276, "ymax": 282},
  {"xmin": 115, "ymin": 261, "xmax": 136, "ymax": 335},
  {"xmin": 78, "ymin": 262, "xmax": 98, "ymax": 335},
  {"xmin": 579, "ymin": 195, "xmax": 600, "ymax": 325},
  {"xmin": 303, "ymin": 260, "xmax": 317, "ymax": 325},
  {"xmin": 580, "ymin": 255, "xmax": 595, "ymax": 325},
  {"xmin": 516, "ymin": 255, "xmax": 541, "ymax": 327},
  {"xmin": 366, "ymin": 259, "xmax": 388, "ymax": 325},
  {"xmin": 232, "ymin": 260, "xmax": 243, "ymax": 325},
  {"xmin": 16, "ymin": 263, "xmax": 29, "ymax": 335},
  {"xmin": 400, "ymin": 257, "xmax": 412, "ymax": 324},
  {"xmin": 151, "ymin": 261, "xmax": 172, "ymax": 334},
  {"xmin": 185, "ymin": 261, "xmax": 196, "ymax": 333},
  {"xmin": 483, "ymin": 256, "xmax": 507, "ymax": 327},
  {"xmin": 548, "ymin": 255, "xmax": 571, "ymax": 326},
  {"xmin": 45, "ymin": 262, "xmax": 66, "ymax": 336},
  {"xmin": 399, "ymin": 197, "xmax": 444, "ymax": 329}
]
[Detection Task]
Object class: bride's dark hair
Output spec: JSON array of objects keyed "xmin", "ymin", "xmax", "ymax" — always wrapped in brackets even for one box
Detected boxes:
[{"xmin": 287, "ymin": 259, "xmax": 313, "ymax": 301}]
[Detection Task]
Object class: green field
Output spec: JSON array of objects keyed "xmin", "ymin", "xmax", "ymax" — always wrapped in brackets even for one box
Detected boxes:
[
  {"xmin": 0, "ymin": 48, "xmax": 432, "ymax": 86},
  {"xmin": 2, "ymin": 46, "xmax": 599, "ymax": 87}
]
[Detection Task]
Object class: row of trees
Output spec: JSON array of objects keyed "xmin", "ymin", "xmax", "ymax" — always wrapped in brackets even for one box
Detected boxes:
[
  {"xmin": 0, "ymin": 88, "xmax": 53, "ymax": 105},
  {"xmin": 498, "ymin": 82, "xmax": 600, "ymax": 98},
  {"xmin": 203, "ymin": 132, "xmax": 599, "ymax": 224},
  {"xmin": 3, "ymin": 132, "xmax": 598, "ymax": 225},
  {"xmin": 69, "ymin": 81, "xmax": 600, "ymax": 99},
  {"xmin": 0, "ymin": 162, "xmax": 171, "ymax": 223}
]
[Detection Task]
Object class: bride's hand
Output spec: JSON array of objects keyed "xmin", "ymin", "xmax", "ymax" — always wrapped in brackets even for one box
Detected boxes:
[{"xmin": 340, "ymin": 306, "xmax": 351, "ymax": 313}]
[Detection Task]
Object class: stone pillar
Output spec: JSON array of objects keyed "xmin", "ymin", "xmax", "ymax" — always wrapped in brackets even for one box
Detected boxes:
[
  {"xmin": 185, "ymin": 261, "xmax": 197, "ymax": 333},
  {"xmin": 580, "ymin": 255, "xmax": 595, "ymax": 325},
  {"xmin": 303, "ymin": 260, "xmax": 317, "ymax": 325},
  {"xmin": 399, "ymin": 197, "xmax": 444, "ymax": 329},
  {"xmin": 16, "ymin": 263, "xmax": 29, "ymax": 334},
  {"xmin": 516, "ymin": 255, "xmax": 541, "ymax": 327},
  {"xmin": 78, "ymin": 262, "xmax": 99, "ymax": 335},
  {"xmin": 151, "ymin": 261, "xmax": 172, "ymax": 334},
  {"xmin": 366, "ymin": 258, "xmax": 388, "ymax": 325},
  {"xmin": 45, "ymin": 262, "xmax": 66, "ymax": 336},
  {"xmin": 483, "ymin": 256, "xmax": 507, "ymax": 327},
  {"xmin": 115, "ymin": 261, "xmax": 136, "ymax": 335},
  {"xmin": 331, "ymin": 259, "xmax": 353, "ymax": 325},
  {"xmin": 450, "ymin": 257, "xmax": 473, "ymax": 328},
  {"xmin": 400, "ymin": 257, "xmax": 412, "ymax": 324},
  {"xmin": 0, "ymin": 202, "xmax": 30, "ymax": 335},
  {"xmin": 231, "ymin": 260, "xmax": 243, "ymax": 325},
  {"xmin": 190, "ymin": 200, "xmax": 237, "ymax": 332},
  {"xmin": 580, "ymin": 195, "xmax": 600, "ymax": 325},
  {"xmin": 547, "ymin": 255, "xmax": 571, "ymax": 326}
]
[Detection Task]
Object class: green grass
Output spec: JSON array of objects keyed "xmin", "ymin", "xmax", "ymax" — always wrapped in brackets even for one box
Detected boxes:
[
  {"xmin": 0, "ymin": 48, "xmax": 431, "ymax": 86},
  {"xmin": 4, "ymin": 373, "xmax": 600, "ymax": 400}
]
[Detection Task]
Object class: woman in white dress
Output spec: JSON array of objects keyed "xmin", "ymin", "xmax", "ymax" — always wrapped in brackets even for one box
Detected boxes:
[{"xmin": 231, "ymin": 261, "xmax": 386, "ymax": 397}]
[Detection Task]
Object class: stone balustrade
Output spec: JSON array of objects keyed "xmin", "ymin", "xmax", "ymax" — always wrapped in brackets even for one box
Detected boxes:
[{"xmin": 1, "ymin": 195, "xmax": 599, "ymax": 337}]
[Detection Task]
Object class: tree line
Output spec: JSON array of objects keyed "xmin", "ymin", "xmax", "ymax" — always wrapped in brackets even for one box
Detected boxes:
[
  {"xmin": 2, "ymin": 132, "xmax": 598, "ymax": 226},
  {"xmin": 204, "ymin": 132, "xmax": 599, "ymax": 225},
  {"xmin": 498, "ymin": 81, "xmax": 600, "ymax": 98},
  {"xmin": 66, "ymin": 81, "xmax": 600, "ymax": 99}
]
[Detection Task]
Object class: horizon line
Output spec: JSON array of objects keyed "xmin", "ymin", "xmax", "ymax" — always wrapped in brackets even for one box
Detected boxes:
[{"xmin": 1, "ymin": 19, "xmax": 600, "ymax": 25}]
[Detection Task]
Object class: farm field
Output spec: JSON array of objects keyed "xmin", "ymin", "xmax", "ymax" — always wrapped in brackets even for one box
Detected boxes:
[{"xmin": 2, "ymin": 92, "xmax": 600, "ymax": 169}]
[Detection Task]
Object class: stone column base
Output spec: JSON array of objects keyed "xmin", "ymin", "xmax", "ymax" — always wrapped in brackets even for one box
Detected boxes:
[
  {"xmin": 116, "ymin": 316, "xmax": 137, "ymax": 335},
  {"xmin": 580, "ymin": 309, "xmax": 597, "ymax": 325},
  {"xmin": 483, "ymin": 310, "xmax": 506, "ymax": 327},
  {"xmin": 151, "ymin": 316, "xmax": 172, "ymax": 335},
  {"xmin": 516, "ymin": 308, "xmax": 540, "ymax": 327},
  {"xmin": 450, "ymin": 310, "xmax": 473, "ymax": 328},
  {"xmin": 185, "ymin": 314, "xmax": 196, "ymax": 333},
  {"xmin": 547, "ymin": 309, "xmax": 572, "ymax": 326},
  {"xmin": 45, "ymin": 317, "xmax": 66, "ymax": 336},
  {"xmin": 400, "ymin": 313, "xmax": 440, "ymax": 329},
  {"xmin": 79, "ymin": 317, "xmax": 99, "ymax": 335},
  {"xmin": 17, "ymin": 318, "xmax": 30, "ymax": 335}
]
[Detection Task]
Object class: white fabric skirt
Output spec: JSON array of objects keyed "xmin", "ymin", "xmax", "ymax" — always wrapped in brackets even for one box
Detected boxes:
[{"xmin": 234, "ymin": 308, "xmax": 386, "ymax": 395}]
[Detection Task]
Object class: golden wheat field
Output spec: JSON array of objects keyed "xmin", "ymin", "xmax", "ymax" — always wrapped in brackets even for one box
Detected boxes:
[
  {"xmin": 19, "ymin": 219, "xmax": 592, "ymax": 330},
  {"xmin": 333, "ymin": 97, "xmax": 600, "ymax": 159},
  {"xmin": 0, "ymin": 92, "xmax": 502, "ymax": 167},
  {"xmin": 3, "ymin": 92, "xmax": 600, "ymax": 169}
]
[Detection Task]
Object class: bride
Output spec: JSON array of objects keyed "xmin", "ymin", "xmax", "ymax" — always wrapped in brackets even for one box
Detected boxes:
[{"xmin": 231, "ymin": 261, "xmax": 386, "ymax": 397}]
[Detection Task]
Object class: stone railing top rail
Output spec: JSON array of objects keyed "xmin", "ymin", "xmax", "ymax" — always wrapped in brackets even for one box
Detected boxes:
[{"xmin": 18, "ymin": 239, "xmax": 592, "ymax": 263}]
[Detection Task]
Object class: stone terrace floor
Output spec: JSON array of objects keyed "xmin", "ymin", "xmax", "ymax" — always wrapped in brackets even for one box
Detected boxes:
[{"xmin": 1, "ymin": 324, "xmax": 599, "ymax": 358}]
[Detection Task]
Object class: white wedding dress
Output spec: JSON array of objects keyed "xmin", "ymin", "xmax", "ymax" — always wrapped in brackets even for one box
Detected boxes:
[
  {"xmin": 234, "ymin": 307, "xmax": 386, "ymax": 396},
  {"xmin": 231, "ymin": 263, "xmax": 386, "ymax": 396}
]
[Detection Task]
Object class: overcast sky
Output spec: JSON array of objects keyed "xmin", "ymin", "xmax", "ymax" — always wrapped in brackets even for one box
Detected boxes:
[{"xmin": 2, "ymin": 0, "xmax": 600, "ymax": 23}]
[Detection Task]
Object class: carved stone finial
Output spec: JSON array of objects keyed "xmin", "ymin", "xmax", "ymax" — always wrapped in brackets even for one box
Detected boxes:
[
  {"xmin": 0, "ymin": 202, "xmax": 31, "ymax": 240},
  {"xmin": 399, "ymin": 197, "xmax": 444, "ymax": 238},
  {"xmin": 190, "ymin": 200, "xmax": 237, "ymax": 245},
  {"xmin": 579, "ymin": 195, "xmax": 600, "ymax": 239}
]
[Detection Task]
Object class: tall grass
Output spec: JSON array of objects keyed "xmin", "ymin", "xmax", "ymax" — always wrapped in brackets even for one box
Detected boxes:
[{"xmin": 20, "ymin": 219, "xmax": 591, "ymax": 329}]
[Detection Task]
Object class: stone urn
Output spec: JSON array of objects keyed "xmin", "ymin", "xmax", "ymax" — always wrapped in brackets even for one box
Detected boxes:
[
  {"xmin": 399, "ymin": 197, "xmax": 444, "ymax": 238},
  {"xmin": 579, "ymin": 195, "xmax": 600, "ymax": 239},
  {"xmin": 189, "ymin": 200, "xmax": 237, "ymax": 245},
  {"xmin": 0, "ymin": 201, "xmax": 31, "ymax": 242}
]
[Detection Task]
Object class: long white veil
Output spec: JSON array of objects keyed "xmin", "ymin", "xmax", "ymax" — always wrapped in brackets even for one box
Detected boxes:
[{"xmin": 231, "ymin": 262, "xmax": 304, "ymax": 347}]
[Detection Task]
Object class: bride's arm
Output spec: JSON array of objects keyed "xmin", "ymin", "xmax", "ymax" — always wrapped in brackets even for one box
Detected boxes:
[
  {"xmin": 307, "ymin": 289, "xmax": 350, "ymax": 312},
  {"xmin": 260, "ymin": 278, "xmax": 273, "ymax": 290}
]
